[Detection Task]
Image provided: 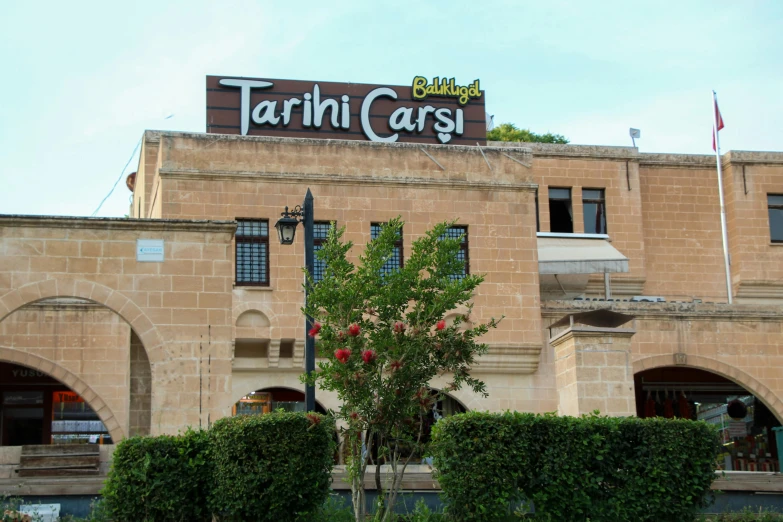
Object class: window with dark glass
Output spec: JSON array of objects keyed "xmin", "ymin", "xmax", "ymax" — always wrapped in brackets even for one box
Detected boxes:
[
  {"xmin": 440, "ymin": 226, "xmax": 469, "ymax": 280},
  {"xmin": 235, "ymin": 219, "xmax": 269, "ymax": 286},
  {"xmin": 769, "ymin": 195, "xmax": 783, "ymax": 243},
  {"xmin": 548, "ymin": 188, "xmax": 573, "ymax": 233},
  {"xmin": 313, "ymin": 221, "xmax": 333, "ymax": 283},
  {"xmin": 582, "ymin": 189, "xmax": 607, "ymax": 235},
  {"xmin": 371, "ymin": 223, "xmax": 403, "ymax": 275}
]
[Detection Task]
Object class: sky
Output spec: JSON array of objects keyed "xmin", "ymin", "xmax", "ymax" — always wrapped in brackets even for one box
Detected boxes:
[{"xmin": 1, "ymin": 1, "xmax": 781, "ymax": 218}]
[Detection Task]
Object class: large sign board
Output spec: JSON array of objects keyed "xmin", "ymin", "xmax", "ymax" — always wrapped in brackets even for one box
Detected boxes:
[{"xmin": 206, "ymin": 76, "xmax": 486, "ymax": 145}]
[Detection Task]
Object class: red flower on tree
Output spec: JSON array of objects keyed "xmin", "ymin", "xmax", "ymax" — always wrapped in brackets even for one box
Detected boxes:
[
  {"xmin": 334, "ymin": 348, "xmax": 352, "ymax": 364},
  {"xmin": 361, "ymin": 350, "xmax": 376, "ymax": 364},
  {"xmin": 348, "ymin": 323, "xmax": 361, "ymax": 337},
  {"xmin": 393, "ymin": 322, "xmax": 406, "ymax": 334},
  {"xmin": 436, "ymin": 319, "xmax": 446, "ymax": 331},
  {"xmin": 389, "ymin": 360, "xmax": 402, "ymax": 371},
  {"xmin": 308, "ymin": 322, "xmax": 321, "ymax": 337}
]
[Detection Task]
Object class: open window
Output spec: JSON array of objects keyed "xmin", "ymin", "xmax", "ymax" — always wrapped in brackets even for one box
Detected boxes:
[{"xmin": 548, "ymin": 188, "xmax": 573, "ymax": 233}]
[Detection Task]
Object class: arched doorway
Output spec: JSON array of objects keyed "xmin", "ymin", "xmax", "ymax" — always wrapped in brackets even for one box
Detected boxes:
[
  {"xmin": 0, "ymin": 361, "xmax": 113, "ymax": 446},
  {"xmin": 0, "ymin": 296, "xmax": 154, "ymax": 442},
  {"xmin": 233, "ymin": 387, "xmax": 328, "ymax": 416},
  {"xmin": 635, "ymin": 366, "xmax": 781, "ymax": 473}
]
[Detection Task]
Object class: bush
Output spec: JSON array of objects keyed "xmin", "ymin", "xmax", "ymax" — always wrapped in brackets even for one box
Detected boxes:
[
  {"xmin": 430, "ymin": 412, "xmax": 721, "ymax": 522},
  {"xmin": 102, "ymin": 429, "xmax": 211, "ymax": 522},
  {"xmin": 209, "ymin": 411, "xmax": 335, "ymax": 521}
]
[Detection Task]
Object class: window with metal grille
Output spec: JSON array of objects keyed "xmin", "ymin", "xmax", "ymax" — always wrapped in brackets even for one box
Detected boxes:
[
  {"xmin": 582, "ymin": 188, "xmax": 607, "ymax": 234},
  {"xmin": 548, "ymin": 187, "xmax": 573, "ymax": 233},
  {"xmin": 235, "ymin": 219, "xmax": 269, "ymax": 286},
  {"xmin": 769, "ymin": 195, "xmax": 783, "ymax": 243},
  {"xmin": 371, "ymin": 223, "xmax": 403, "ymax": 275},
  {"xmin": 440, "ymin": 225, "xmax": 469, "ymax": 280},
  {"xmin": 313, "ymin": 221, "xmax": 333, "ymax": 283}
]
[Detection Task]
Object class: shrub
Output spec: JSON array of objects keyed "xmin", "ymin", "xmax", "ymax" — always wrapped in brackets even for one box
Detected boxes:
[
  {"xmin": 102, "ymin": 429, "xmax": 211, "ymax": 522},
  {"xmin": 430, "ymin": 412, "xmax": 721, "ymax": 522},
  {"xmin": 209, "ymin": 411, "xmax": 335, "ymax": 521}
]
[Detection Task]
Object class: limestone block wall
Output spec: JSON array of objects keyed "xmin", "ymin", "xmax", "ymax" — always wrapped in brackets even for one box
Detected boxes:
[
  {"xmin": 0, "ymin": 216, "xmax": 236, "ymax": 437},
  {"xmin": 638, "ymin": 156, "xmax": 728, "ymax": 301},
  {"xmin": 0, "ymin": 301, "xmax": 132, "ymax": 437},
  {"xmin": 723, "ymin": 152, "xmax": 783, "ymax": 300},
  {"xmin": 142, "ymin": 132, "xmax": 553, "ymax": 413},
  {"xmin": 129, "ymin": 331, "xmax": 151, "ymax": 436},
  {"xmin": 552, "ymin": 327, "xmax": 636, "ymax": 416},
  {"xmin": 544, "ymin": 300, "xmax": 783, "ymax": 421},
  {"xmin": 500, "ymin": 143, "xmax": 647, "ymax": 296}
]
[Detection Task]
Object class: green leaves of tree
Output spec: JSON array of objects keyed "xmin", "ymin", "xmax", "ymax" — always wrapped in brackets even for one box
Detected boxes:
[{"xmin": 487, "ymin": 123, "xmax": 569, "ymax": 144}]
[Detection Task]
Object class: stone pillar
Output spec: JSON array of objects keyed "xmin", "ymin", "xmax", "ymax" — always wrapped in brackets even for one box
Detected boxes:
[{"xmin": 552, "ymin": 326, "xmax": 636, "ymax": 417}]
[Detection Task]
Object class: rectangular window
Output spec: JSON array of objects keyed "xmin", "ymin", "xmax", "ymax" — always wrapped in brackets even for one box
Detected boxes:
[
  {"xmin": 313, "ymin": 221, "xmax": 333, "ymax": 283},
  {"xmin": 769, "ymin": 195, "xmax": 783, "ymax": 243},
  {"xmin": 441, "ymin": 225, "xmax": 469, "ymax": 280},
  {"xmin": 548, "ymin": 187, "xmax": 573, "ymax": 233},
  {"xmin": 235, "ymin": 219, "xmax": 269, "ymax": 286},
  {"xmin": 371, "ymin": 223, "xmax": 403, "ymax": 275},
  {"xmin": 582, "ymin": 188, "xmax": 607, "ymax": 235}
]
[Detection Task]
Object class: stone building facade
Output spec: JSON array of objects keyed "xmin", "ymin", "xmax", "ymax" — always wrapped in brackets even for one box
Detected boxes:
[{"xmin": 1, "ymin": 130, "xmax": 782, "ymax": 447}]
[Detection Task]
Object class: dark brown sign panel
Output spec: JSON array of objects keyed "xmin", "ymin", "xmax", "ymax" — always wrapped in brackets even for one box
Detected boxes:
[{"xmin": 206, "ymin": 76, "xmax": 486, "ymax": 145}]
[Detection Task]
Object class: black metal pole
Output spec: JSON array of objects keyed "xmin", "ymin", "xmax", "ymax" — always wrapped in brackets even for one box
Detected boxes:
[{"xmin": 303, "ymin": 188, "xmax": 315, "ymax": 412}]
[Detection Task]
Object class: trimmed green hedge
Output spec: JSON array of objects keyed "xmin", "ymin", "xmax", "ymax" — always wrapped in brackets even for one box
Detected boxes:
[
  {"xmin": 101, "ymin": 412, "xmax": 334, "ymax": 522},
  {"xmin": 102, "ymin": 429, "xmax": 211, "ymax": 522},
  {"xmin": 209, "ymin": 411, "xmax": 336, "ymax": 522},
  {"xmin": 430, "ymin": 412, "xmax": 721, "ymax": 522}
]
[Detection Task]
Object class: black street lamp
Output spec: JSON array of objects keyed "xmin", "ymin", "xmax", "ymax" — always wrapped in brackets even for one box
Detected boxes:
[{"xmin": 274, "ymin": 188, "xmax": 316, "ymax": 412}]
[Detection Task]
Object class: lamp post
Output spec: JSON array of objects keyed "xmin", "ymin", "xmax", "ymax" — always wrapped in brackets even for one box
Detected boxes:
[{"xmin": 274, "ymin": 188, "xmax": 315, "ymax": 412}]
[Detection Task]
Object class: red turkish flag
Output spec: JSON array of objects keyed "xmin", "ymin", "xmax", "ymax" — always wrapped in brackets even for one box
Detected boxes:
[{"xmin": 712, "ymin": 98, "xmax": 725, "ymax": 152}]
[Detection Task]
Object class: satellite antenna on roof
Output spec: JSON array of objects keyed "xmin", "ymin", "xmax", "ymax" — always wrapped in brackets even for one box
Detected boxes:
[
  {"xmin": 629, "ymin": 128, "xmax": 640, "ymax": 148},
  {"xmin": 486, "ymin": 114, "xmax": 495, "ymax": 131}
]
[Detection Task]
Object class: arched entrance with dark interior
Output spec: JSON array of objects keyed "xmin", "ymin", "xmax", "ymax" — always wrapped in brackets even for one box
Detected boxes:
[
  {"xmin": 635, "ymin": 366, "xmax": 782, "ymax": 472},
  {"xmin": 233, "ymin": 387, "xmax": 328, "ymax": 416},
  {"xmin": 0, "ymin": 361, "xmax": 113, "ymax": 446}
]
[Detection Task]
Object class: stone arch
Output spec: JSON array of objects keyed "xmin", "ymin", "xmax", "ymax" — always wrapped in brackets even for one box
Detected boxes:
[
  {"xmin": 634, "ymin": 354, "xmax": 783, "ymax": 423},
  {"xmin": 428, "ymin": 386, "xmax": 470, "ymax": 412},
  {"xmin": 0, "ymin": 278, "xmax": 165, "ymax": 364},
  {"xmin": 230, "ymin": 373, "xmax": 340, "ymax": 414},
  {"xmin": 0, "ymin": 346, "xmax": 125, "ymax": 442},
  {"xmin": 233, "ymin": 302, "xmax": 279, "ymax": 331},
  {"xmin": 236, "ymin": 310, "xmax": 271, "ymax": 328}
]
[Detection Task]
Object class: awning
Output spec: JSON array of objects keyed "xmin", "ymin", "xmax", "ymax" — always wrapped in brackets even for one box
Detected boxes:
[{"xmin": 537, "ymin": 237, "xmax": 629, "ymax": 275}]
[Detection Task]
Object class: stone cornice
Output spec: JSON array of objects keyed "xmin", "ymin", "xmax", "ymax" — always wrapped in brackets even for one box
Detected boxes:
[
  {"xmin": 0, "ymin": 215, "xmax": 237, "ymax": 234},
  {"xmin": 159, "ymin": 169, "xmax": 538, "ymax": 193},
  {"xmin": 542, "ymin": 299, "xmax": 783, "ymax": 322},
  {"xmin": 549, "ymin": 326, "xmax": 636, "ymax": 348},
  {"xmin": 473, "ymin": 343, "xmax": 542, "ymax": 374},
  {"xmin": 489, "ymin": 141, "xmax": 639, "ymax": 161},
  {"xmin": 155, "ymin": 130, "xmax": 535, "ymax": 156}
]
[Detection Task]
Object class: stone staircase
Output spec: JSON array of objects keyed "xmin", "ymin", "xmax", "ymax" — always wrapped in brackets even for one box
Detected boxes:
[{"xmin": 14, "ymin": 445, "xmax": 100, "ymax": 477}]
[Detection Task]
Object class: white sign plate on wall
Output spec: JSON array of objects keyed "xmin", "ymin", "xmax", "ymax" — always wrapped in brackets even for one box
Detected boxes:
[{"xmin": 136, "ymin": 239, "xmax": 165, "ymax": 262}]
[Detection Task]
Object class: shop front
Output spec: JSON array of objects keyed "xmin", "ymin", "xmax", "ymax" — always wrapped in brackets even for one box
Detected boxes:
[
  {"xmin": 635, "ymin": 366, "xmax": 781, "ymax": 473},
  {"xmin": 0, "ymin": 362, "xmax": 110, "ymax": 446}
]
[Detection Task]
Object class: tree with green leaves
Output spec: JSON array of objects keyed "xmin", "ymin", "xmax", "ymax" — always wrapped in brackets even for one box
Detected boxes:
[
  {"xmin": 302, "ymin": 218, "xmax": 500, "ymax": 522},
  {"xmin": 487, "ymin": 122, "xmax": 569, "ymax": 144}
]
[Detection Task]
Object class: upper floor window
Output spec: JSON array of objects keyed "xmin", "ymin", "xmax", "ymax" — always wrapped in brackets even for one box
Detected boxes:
[
  {"xmin": 440, "ymin": 225, "xmax": 469, "ymax": 280},
  {"xmin": 769, "ymin": 195, "xmax": 783, "ymax": 243},
  {"xmin": 548, "ymin": 188, "xmax": 573, "ymax": 233},
  {"xmin": 236, "ymin": 219, "xmax": 269, "ymax": 286},
  {"xmin": 582, "ymin": 189, "xmax": 607, "ymax": 235},
  {"xmin": 371, "ymin": 223, "xmax": 403, "ymax": 275},
  {"xmin": 313, "ymin": 221, "xmax": 333, "ymax": 283}
]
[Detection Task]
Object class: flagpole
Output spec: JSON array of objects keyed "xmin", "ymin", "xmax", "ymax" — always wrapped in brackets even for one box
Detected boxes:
[{"xmin": 713, "ymin": 90, "xmax": 733, "ymax": 304}]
